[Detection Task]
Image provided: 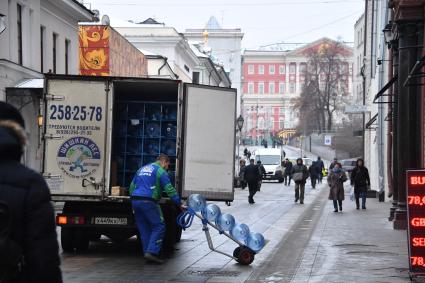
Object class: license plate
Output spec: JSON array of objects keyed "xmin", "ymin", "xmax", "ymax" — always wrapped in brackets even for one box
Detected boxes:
[{"xmin": 94, "ymin": 217, "xmax": 128, "ymax": 225}]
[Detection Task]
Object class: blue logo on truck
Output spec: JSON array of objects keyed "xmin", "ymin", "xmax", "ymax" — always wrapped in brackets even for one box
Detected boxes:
[{"xmin": 57, "ymin": 137, "xmax": 101, "ymax": 178}]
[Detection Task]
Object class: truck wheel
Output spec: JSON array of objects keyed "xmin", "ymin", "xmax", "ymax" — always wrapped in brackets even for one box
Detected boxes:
[
  {"xmin": 74, "ymin": 230, "xmax": 89, "ymax": 252},
  {"xmin": 88, "ymin": 232, "xmax": 101, "ymax": 241},
  {"xmin": 162, "ymin": 204, "xmax": 177, "ymax": 253},
  {"xmin": 236, "ymin": 247, "xmax": 255, "ymax": 265},
  {"xmin": 61, "ymin": 228, "xmax": 75, "ymax": 253}
]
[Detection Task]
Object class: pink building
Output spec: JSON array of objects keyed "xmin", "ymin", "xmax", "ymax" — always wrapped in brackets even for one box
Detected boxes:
[{"xmin": 241, "ymin": 38, "xmax": 353, "ymax": 145}]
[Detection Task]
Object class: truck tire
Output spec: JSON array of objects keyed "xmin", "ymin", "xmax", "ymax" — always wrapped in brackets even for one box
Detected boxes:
[
  {"xmin": 175, "ymin": 225, "xmax": 183, "ymax": 242},
  {"xmin": 61, "ymin": 227, "xmax": 74, "ymax": 253},
  {"xmin": 161, "ymin": 204, "xmax": 177, "ymax": 253},
  {"xmin": 74, "ymin": 230, "xmax": 89, "ymax": 252}
]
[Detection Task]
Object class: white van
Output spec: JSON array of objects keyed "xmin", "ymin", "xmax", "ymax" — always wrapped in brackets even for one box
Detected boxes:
[{"xmin": 253, "ymin": 148, "xmax": 284, "ymax": 182}]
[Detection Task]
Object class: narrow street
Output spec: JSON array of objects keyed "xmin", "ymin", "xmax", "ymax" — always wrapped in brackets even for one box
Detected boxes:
[{"xmin": 60, "ymin": 147, "xmax": 323, "ymax": 282}]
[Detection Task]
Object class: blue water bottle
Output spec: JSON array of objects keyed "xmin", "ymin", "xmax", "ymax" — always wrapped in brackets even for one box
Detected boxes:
[
  {"xmin": 216, "ymin": 213, "xmax": 235, "ymax": 232},
  {"xmin": 231, "ymin": 223, "xmax": 250, "ymax": 242},
  {"xmin": 247, "ymin": 232, "xmax": 265, "ymax": 252},
  {"xmin": 201, "ymin": 204, "xmax": 221, "ymax": 223},
  {"xmin": 187, "ymin": 194, "xmax": 206, "ymax": 212}
]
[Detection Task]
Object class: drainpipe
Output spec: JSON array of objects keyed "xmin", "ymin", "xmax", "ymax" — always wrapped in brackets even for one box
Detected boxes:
[{"xmin": 362, "ymin": 0, "xmax": 369, "ymax": 160}]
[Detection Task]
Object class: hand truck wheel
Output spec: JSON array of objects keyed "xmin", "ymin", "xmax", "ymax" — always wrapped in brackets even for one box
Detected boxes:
[
  {"xmin": 236, "ymin": 246, "xmax": 255, "ymax": 265},
  {"xmin": 233, "ymin": 247, "xmax": 241, "ymax": 258}
]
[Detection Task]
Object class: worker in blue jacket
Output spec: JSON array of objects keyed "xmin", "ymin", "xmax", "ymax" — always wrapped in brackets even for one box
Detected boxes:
[{"xmin": 129, "ymin": 154, "xmax": 183, "ymax": 263}]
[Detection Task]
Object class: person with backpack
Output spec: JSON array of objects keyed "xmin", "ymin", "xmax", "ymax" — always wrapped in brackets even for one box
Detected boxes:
[
  {"xmin": 0, "ymin": 102, "xmax": 62, "ymax": 283},
  {"xmin": 256, "ymin": 160, "xmax": 266, "ymax": 191},
  {"xmin": 350, "ymin": 158, "xmax": 371, "ymax": 210},
  {"xmin": 291, "ymin": 158, "xmax": 309, "ymax": 204},
  {"xmin": 328, "ymin": 162, "xmax": 348, "ymax": 212}
]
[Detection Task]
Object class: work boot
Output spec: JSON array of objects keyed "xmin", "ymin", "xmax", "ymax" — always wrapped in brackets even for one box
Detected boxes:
[
  {"xmin": 144, "ymin": 253, "xmax": 164, "ymax": 264},
  {"xmin": 294, "ymin": 197, "xmax": 299, "ymax": 203}
]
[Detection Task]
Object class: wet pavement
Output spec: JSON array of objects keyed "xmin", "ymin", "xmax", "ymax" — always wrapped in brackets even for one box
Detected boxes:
[{"xmin": 58, "ymin": 146, "xmax": 411, "ymax": 282}]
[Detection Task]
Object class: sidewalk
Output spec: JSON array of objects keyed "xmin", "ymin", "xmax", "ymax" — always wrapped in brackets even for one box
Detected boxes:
[{"xmin": 291, "ymin": 198, "xmax": 410, "ymax": 283}]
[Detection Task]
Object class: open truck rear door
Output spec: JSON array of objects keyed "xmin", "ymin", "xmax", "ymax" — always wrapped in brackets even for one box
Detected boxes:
[
  {"xmin": 42, "ymin": 76, "xmax": 111, "ymax": 198},
  {"xmin": 180, "ymin": 84, "xmax": 237, "ymax": 201}
]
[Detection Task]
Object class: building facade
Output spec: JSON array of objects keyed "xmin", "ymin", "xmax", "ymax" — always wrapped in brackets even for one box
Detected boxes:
[
  {"xmin": 353, "ymin": 13, "xmax": 365, "ymax": 103},
  {"xmin": 184, "ymin": 16, "xmax": 244, "ymax": 114},
  {"xmin": 241, "ymin": 38, "xmax": 353, "ymax": 145},
  {"xmin": 0, "ymin": 0, "xmax": 94, "ymax": 171}
]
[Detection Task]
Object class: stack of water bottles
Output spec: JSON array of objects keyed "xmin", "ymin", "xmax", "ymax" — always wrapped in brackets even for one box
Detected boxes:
[{"xmin": 187, "ymin": 194, "xmax": 265, "ymax": 253}]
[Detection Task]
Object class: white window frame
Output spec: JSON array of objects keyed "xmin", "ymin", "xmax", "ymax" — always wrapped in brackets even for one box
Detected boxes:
[
  {"xmin": 248, "ymin": 82, "xmax": 254, "ymax": 94},
  {"xmin": 279, "ymin": 117, "xmax": 285, "ymax": 129},
  {"xmin": 269, "ymin": 117, "xmax": 275, "ymax": 129},
  {"xmin": 279, "ymin": 65, "xmax": 285, "ymax": 74},
  {"xmin": 269, "ymin": 65, "xmax": 275, "ymax": 75},
  {"xmin": 269, "ymin": 82, "xmax": 275, "ymax": 94},
  {"xmin": 289, "ymin": 64, "xmax": 296, "ymax": 74},
  {"xmin": 279, "ymin": 82, "xmax": 285, "ymax": 94},
  {"xmin": 248, "ymin": 64, "xmax": 254, "ymax": 74},
  {"xmin": 258, "ymin": 82, "xmax": 264, "ymax": 94},
  {"xmin": 258, "ymin": 65, "xmax": 264, "ymax": 75}
]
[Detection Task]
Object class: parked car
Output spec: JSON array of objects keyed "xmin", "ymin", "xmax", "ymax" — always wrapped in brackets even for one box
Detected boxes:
[{"xmin": 341, "ymin": 158, "xmax": 357, "ymax": 174}]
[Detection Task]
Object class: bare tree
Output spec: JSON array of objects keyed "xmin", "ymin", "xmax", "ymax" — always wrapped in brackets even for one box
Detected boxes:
[{"xmin": 293, "ymin": 41, "xmax": 351, "ymax": 133}]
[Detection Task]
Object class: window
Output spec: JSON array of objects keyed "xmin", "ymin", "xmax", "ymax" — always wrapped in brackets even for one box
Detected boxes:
[
  {"xmin": 289, "ymin": 82, "xmax": 296, "ymax": 94},
  {"xmin": 192, "ymin": 72, "xmax": 200, "ymax": 84},
  {"xmin": 280, "ymin": 107, "xmax": 285, "ymax": 114},
  {"xmin": 258, "ymin": 65, "xmax": 264, "ymax": 75},
  {"xmin": 65, "ymin": 39, "xmax": 70, "ymax": 75},
  {"xmin": 247, "ymin": 116, "xmax": 253, "ymax": 130},
  {"xmin": 40, "ymin": 26, "xmax": 45, "ymax": 72},
  {"xmin": 258, "ymin": 82, "xmax": 264, "ymax": 94},
  {"xmin": 53, "ymin": 33, "xmax": 58, "ymax": 73},
  {"xmin": 289, "ymin": 63, "xmax": 296, "ymax": 74},
  {"xmin": 279, "ymin": 82, "xmax": 285, "ymax": 94},
  {"xmin": 269, "ymin": 117, "xmax": 275, "ymax": 129},
  {"xmin": 258, "ymin": 117, "xmax": 265, "ymax": 130},
  {"xmin": 299, "ymin": 63, "xmax": 306, "ymax": 74},
  {"xmin": 269, "ymin": 65, "xmax": 275, "ymax": 74},
  {"xmin": 279, "ymin": 117, "xmax": 285, "ymax": 129},
  {"xmin": 17, "ymin": 4, "xmax": 23, "ymax": 65},
  {"xmin": 279, "ymin": 65, "xmax": 285, "ymax": 74},
  {"xmin": 269, "ymin": 82, "xmax": 275, "ymax": 94},
  {"xmin": 248, "ymin": 64, "xmax": 254, "ymax": 74},
  {"xmin": 248, "ymin": 82, "xmax": 254, "ymax": 94}
]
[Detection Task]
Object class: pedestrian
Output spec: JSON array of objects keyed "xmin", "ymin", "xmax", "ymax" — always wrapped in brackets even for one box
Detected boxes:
[
  {"xmin": 129, "ymin": 154, "xmax": 184, "ymax": 264},
  {"xmin": 244, "ymin": 159, "xmax": 261, "ymax": 204},
  {"xmin": 0, "ymin": 102, "xmax": 62, "ymax": 283},
  {"xmin": 309, "ymin": 161, "xmax": 320, "ymax": 189},
  {"xmin": 239, "ymin": 159, "xmax": 247, "ymax": 190},
  {"xmin": 282, "ymin": 149, "xmax": 286, "ymax": 158},
  {"xmin": 283, "ymin": 158, "xmax": 293, "ymax": 186},
  {"xmin": 350, "ymin": 158, "xmax": 371, "ymax": 210},
  {"xmin": 291, "ymin": 158, "xmax": 309, "ymax": 204},
  {"xmin": 247, "ymin": 150, "xmax": 251, "ymax": 160},
  {"xmin": 329, "ymin": 158, "xmax": 338, "ymax": 170},
  {"xmin": 327, "ymin": 162, "xmax": 348, "ymax": 212},
  {"xmin": 256, "ymin": 160, "xmax": 266, "ymax": 191},
  {"xmin": 243, "ymin": 148, "xmax": 248, "ymax": 157},
  {"xmin": 316, "ymin": 156, "xmax": 325, "ymax": 183}
]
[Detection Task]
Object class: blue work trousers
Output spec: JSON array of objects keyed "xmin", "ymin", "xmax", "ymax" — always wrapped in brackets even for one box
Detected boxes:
[{"xmin": 132, "ymin": 200, "xmax": 165, "ymax": 255}]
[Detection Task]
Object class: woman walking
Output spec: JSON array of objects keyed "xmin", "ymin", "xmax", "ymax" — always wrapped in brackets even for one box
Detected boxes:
[
  {"xmin": 350, "ymin": 158, "xmax": 370, "ymax": 209},
  {"xmin": 327, "ymin": 162, "xmax": 348, "ymax": 212},
  {"xmin": 239, "ymin": 159, "xmax": 247, "ymax": 190}
]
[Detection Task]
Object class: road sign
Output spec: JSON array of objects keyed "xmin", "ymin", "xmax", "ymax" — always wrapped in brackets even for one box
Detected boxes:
[
  {"xmin": 324, "ymin": 135, "xmax": 332, "ymax": 145},
  {"xmin": 407, "ymin": 169, "xmax": 425, "ymax": 279},
  {"xmin": 344, "ymin": 105, "xmax": 370, "ymax": 114}
]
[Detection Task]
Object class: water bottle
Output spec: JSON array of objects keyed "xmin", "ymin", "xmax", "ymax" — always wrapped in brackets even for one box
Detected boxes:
[
  {"xmin": 247, "ymin": 232, "xmax": 265, "ymax": 252},
  {"xmin": 201, "ymin": 204, "xmax": 221, "ymax": 223},
  {"xmin": 231, "ymin": 223, "xmax": 250, "ymax": 242},
  {"xmin": 216, "ymin": 213, "xmax": 235, "ymax": 231},
  {"xmin": 187, "ymin": 194, "xmax": 206, "ymax": 212}
]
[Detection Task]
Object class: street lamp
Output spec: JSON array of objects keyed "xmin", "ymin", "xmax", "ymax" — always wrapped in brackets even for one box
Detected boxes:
[
  {"xmin": 0, "ymin": 14, "xmax": 6, "ymax": 35},
  {"xmin": 236, "ymin": 115, "xmax": 244, "ymax": 177},
  {"xmin": 383, "ymin": 22, "xmax": 394, "ymax": 48}
]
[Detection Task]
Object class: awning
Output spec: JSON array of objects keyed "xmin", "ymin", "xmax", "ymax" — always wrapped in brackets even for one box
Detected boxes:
[
  {"xmin": 373, "ymin": 74, "xmax": 398, "ymax": 104},
  {"xmin": 404, "ymin": 55, "xmax": 425, "ymax": 87},
  {"xmin": 365, "ymin": 113, "xmax": 378, "ymax": 130}
]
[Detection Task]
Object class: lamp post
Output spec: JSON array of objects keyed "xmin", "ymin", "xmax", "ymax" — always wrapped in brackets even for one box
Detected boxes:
[
  {"xmin": 236, "ymin": 114, "xmax": 244, "ymax": 174},
  {"xmin": 383, "ymin": 22, "xmax": 394, "ymax": 48},
  {"xmin": 0, "ymin": 14, "xmax": 6, "ymax": 35}
]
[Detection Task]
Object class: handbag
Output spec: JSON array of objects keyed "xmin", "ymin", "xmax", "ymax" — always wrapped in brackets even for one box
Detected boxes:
[{"xmin": 293, "ymin": 172, "xmax": 304, "ymax": 182}]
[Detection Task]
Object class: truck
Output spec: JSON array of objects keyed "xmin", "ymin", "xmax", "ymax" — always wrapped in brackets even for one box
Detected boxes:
[
  {"xmin": 253, "ymin": 148, "xmax": 284, "ymax": 182},
  {"xmin": 41, "ymin": 74, "xmax": 236, "ymax": 252}
]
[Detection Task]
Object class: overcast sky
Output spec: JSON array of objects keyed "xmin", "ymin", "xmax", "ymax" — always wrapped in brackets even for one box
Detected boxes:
[{"xmin": 85, "ymin": 0, "xmax": 365, "ymax": 49}]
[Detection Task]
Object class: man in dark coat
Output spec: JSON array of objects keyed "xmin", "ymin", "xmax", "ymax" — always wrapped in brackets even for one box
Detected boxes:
[
  {"xmin": 0, "ymin": 102, "xmax": 62, "ymax": 283},
  {"xmin": 309, "ymin": 161, "xmax": 320, "ymax": 189},
  {"xmin": 244, "ymin": 159, "xmax": 261, "ymax": 204},
  {"xmin": 283, "ymin": 158, "xmax": 293, "ymax": 186},
  {"xmin": 316, "ymin": 157, "xmax": 325, "ymax": 183},
  {"xmin": 291, "ymin": 158, "xmax": 309, "ymax": 204},
  {"xmin": 350, "ymin": 158, "xmax": 371, "ymax": 209}
]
